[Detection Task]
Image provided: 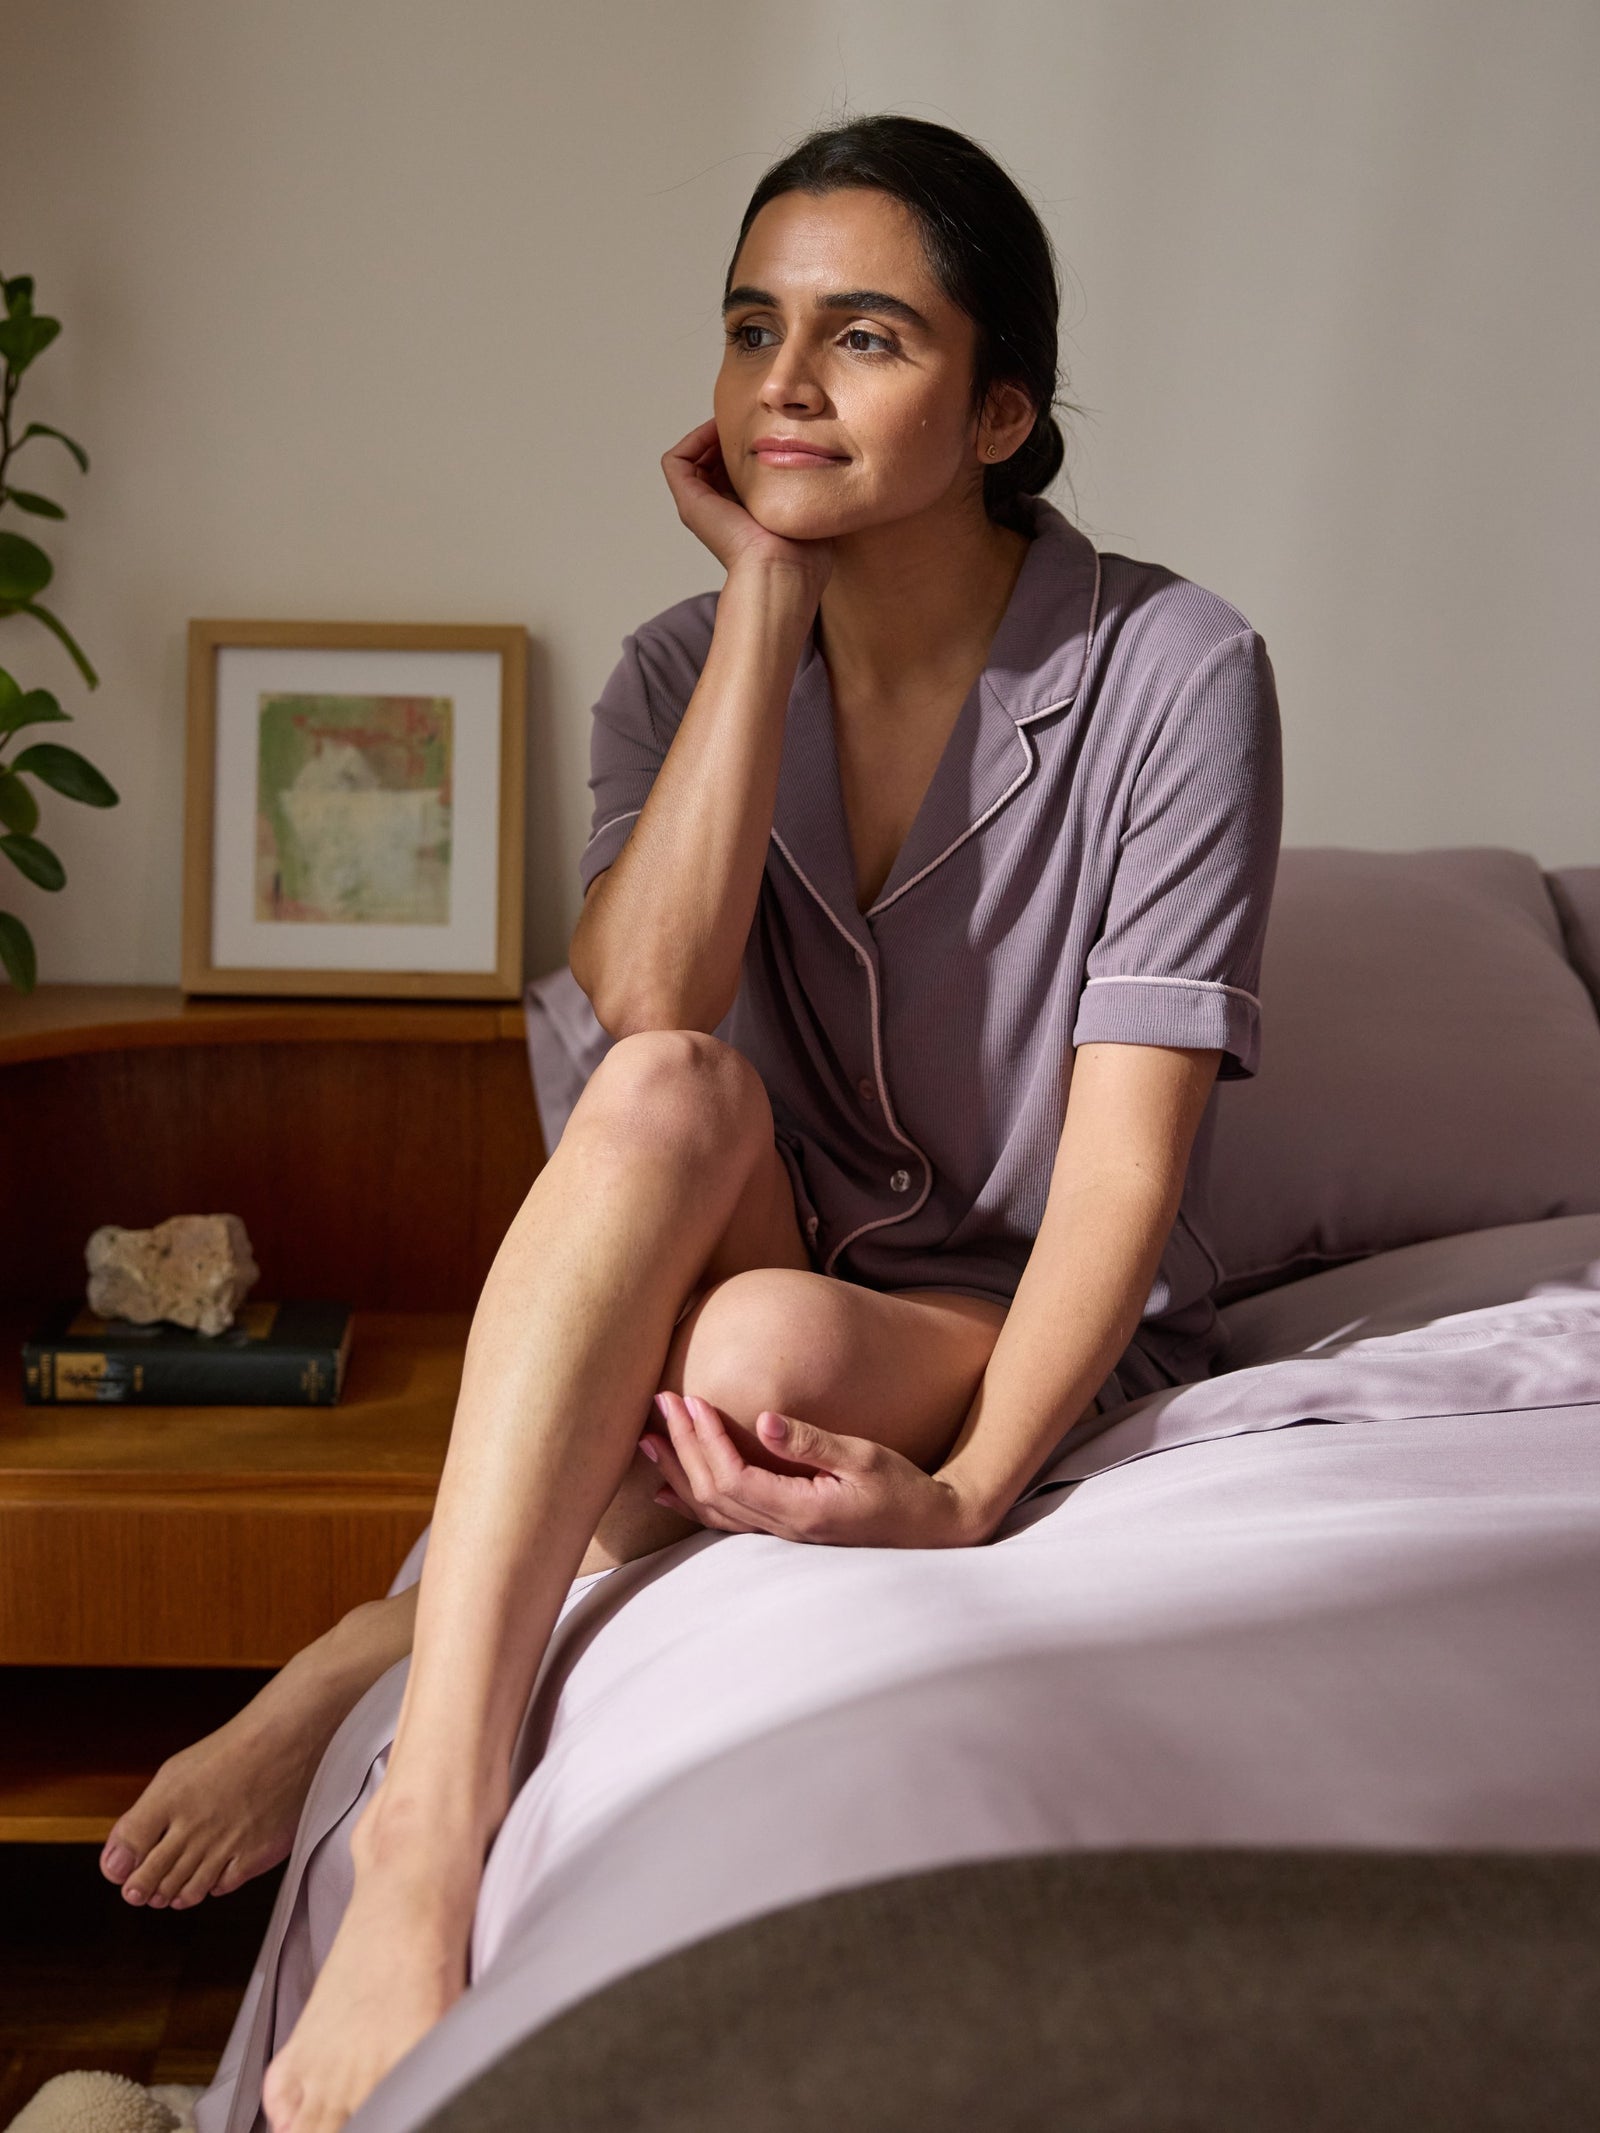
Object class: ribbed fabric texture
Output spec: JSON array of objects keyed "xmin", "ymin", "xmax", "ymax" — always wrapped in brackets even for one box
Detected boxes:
[{"xmin": 579, "ymin": 496, "xmax": 1283, "ymax": 1390}]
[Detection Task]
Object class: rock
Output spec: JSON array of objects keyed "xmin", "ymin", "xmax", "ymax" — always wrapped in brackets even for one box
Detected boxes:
[{"xmin": 84, "ymin": 1213, "xmax": 260, "ymax": 1337}]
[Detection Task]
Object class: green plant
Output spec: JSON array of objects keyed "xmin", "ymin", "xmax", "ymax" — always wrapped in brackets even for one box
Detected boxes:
[{"xmin": 0, "ymin": 265, "xmax": 119, "ymax": 993}]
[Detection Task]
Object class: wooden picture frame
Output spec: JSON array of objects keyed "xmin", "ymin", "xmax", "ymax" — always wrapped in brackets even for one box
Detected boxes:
[{"xmin": 182, "ymin": 619, "xmax": 526, "ymax": 1000}]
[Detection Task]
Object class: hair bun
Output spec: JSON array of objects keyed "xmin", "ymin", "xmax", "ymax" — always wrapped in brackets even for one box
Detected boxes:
[{"xmin": 986, "ymin": 412, "xmax": 1064, "ymax": 528}]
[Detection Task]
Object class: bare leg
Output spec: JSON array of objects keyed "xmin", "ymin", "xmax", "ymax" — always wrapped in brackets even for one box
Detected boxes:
[
  {"xmin": 99, "ymin": 1589, "xmax": 420, "ymax": 1909},
  {"xmin": 256, "ymin": 1032, "xmax": 1002, "ymax": 2132},
  {"xmin": 99, "ymin": 1271, "xmax": 822, "ymax": 1917},
  {"xmin": 257, "ymin": 1033, "xmax": 801, "ymax": 2131},
  {"xmin": 99, "ymin": 1092, "xmax": 1002, "ymax": 1924},
  {"xmin": 97, "ymin": 1451, "xmax": 705, "ymax": 1913},
  {"xmin": 97, "ymin": 1291, "xmax": 770, "ymax": 1908},
  {"xmin": 100, "ymin": 1259, "xmax": 1000, "ymax": 1911},
  {"xmin": 98, "ymin": 1039, "xmax": 787, "ymax": 1919},
  {"xmin": 99, "ymin": 1032, "xmax": 806, "ymax": 1919}
]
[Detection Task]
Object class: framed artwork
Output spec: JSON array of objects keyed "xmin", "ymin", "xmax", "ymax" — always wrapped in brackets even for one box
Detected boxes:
[{"xmin": 182, "ymin": 619, "xmax": 526, "ymax": 999}]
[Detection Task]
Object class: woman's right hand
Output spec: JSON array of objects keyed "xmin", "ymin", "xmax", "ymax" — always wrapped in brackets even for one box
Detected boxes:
[{"xmin": 662, "ymin": 419, "xmax": 834, "ymax": 599}]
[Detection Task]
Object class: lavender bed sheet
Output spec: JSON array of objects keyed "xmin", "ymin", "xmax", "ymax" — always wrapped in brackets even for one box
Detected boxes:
[{"xmin": 197, "ymin": 1213, "xmax": 1600, "ymax": 2133}]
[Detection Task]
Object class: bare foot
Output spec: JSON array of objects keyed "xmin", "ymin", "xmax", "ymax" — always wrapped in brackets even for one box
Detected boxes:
[
  {"xmin": 100, "ymin": 1593, "xmax": 415, "ymax": 1911},
  {"xmin": 262, "ymin": 1792, "xmax": 477, "ymax": 2133}
]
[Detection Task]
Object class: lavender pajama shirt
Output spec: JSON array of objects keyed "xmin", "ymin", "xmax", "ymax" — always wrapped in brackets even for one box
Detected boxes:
[{"xmin": 579, "ymin": 493, "xmax": 1284, "ymax": 1413}]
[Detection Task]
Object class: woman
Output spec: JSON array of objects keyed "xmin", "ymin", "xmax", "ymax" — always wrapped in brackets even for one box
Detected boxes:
[{"xmin": 106, "ymin": 113, "xmax": 1281, "ymax": 2133}]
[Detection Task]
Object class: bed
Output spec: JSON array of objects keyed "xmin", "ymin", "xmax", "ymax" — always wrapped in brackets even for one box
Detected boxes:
[{"xmin": 194, "ymin": 845, "xmax": 1600, "ymax": 2133}]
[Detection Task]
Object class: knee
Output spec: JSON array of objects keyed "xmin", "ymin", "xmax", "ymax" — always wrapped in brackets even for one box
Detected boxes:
[
  {"xmin": 666, "ymin": 1268, "xmax": 842, "ymax": 1424},
  {"xmin": 570, "ymin": 1029, "xmax": 771, "ymax": 1166}
]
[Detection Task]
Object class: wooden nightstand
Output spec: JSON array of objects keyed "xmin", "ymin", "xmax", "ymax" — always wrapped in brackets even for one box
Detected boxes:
[{"xmin": 0, "ymin": 983, "xmax": 544, "ymax": 1839}]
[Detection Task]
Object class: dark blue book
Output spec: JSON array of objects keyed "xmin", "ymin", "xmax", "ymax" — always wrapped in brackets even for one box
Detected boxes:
[{"xmin": 20, "ymin": 1299, "xmax": 354, "ymax": 1406}]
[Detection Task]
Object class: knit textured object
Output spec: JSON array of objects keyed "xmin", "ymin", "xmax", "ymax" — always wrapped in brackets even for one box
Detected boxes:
[{"xmin": 4, "ymin": 2072, "xmax": 202, "ymax": 2133}]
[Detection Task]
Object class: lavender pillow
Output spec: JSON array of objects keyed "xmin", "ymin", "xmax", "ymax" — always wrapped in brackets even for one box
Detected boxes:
[
  {"xmin": 527, "ymin": 850, "xmax": 1600, "ymax": 1303},
  {"xmin": 1205, "ymin": 847, "xmax": 1600, "ymax": 1301},
  {"xmin": 522, "ymin": 963, "xmax": 616, "ymax": 1157},
  {"xmin": 1547, "ymin": 866, "xmax": 1600, "ymax": 1021}
]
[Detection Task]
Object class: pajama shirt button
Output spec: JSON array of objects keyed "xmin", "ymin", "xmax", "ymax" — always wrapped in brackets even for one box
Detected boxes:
[
  {"xmin": 889, "ymin": 1167, "xmax": 912, "ymax": 1193},
  {"xmin": 857, "ymin": 1077, "xmax": 877, "ymax": 1104},
  {"xmin": 805, "ymin": 1214, "xmax": 820, "ymax": 1238}
]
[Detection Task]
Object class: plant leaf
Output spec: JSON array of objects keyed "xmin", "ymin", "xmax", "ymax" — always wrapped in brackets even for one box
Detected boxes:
[
  {"xmin": 0, "ymin": 529, "xmax": 53, "ymax": 602},
  {"xmin": 3, "ymin": 275, "xmax": 36, "ymax": 316},
  {"xmin": 5, "ymin": 488, "xmax": 66, "ymax": 520},
  {"xmin": 15, "ymin": 602, "xmax": 98, "ymax": 688},
  {"xmin": 11, "ymin": 741, "xmax": 118, "ymax": 806},
  {"xmin": 0, "ymin": 313, "xmax": 61, "ymax": 374},
  {"xmin": 0, "ymin": 683, "xmax": 70, "ymax": 738},
  {"xmin": 0, "ymin": 770, "xmax": 41, "ymax": 834},
  {"xmin": 17, "ymin": 421, "xmax": 89, "ymax": 474},
  {"xmin": 0, "ymin": 831, "xmax": 65, "ymax": 890},
  {"xmin": 0, "ymin": 909, "xmax": 38, "ymax": 992}
]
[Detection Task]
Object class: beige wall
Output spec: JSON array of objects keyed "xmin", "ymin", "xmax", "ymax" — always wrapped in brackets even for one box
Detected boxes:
[{"xmin": 2, "ymin": 0, "xmax": 1595, "ymax": 987}]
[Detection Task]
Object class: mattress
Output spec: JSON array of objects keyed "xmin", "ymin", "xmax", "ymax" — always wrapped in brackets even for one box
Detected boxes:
[{"xmin": 196, "ymin": 1212, "xmax": 1600, "ymax": 2133}]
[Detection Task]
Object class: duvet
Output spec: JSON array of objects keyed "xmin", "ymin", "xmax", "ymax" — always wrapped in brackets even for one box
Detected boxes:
[{"xmin": 195, "ymin": 1212, "xmax": 1600, "ymax": 2133}]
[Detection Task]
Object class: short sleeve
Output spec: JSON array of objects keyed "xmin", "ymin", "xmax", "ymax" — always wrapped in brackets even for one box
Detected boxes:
[
  {"xmin": 577, "ymin": 632, "xmax": 669, "ymax": 896},
  {"xmin": 1071, "ymin": 626, "xmax": 1283, "ymax": 1080}
]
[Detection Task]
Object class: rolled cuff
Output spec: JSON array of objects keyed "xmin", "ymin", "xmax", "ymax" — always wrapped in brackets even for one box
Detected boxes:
[
  {"xmin": 577, "ymin": 809, "xmax": 644, "ymax": 895},
  {"xmin": 1071, "ymin": 972, "xmax": 1261, "ymax": 1080}
]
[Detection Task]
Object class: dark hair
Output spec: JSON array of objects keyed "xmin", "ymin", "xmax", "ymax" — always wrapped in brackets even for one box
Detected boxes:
[{"xmin": 725, "ymin": 112, "xmax": 1078, "ymax": 533}]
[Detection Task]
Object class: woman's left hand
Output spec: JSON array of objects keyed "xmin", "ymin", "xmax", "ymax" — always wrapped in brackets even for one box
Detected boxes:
[{"xmin": 639, "ymin": 1390, "xmax": 983, "ymax": 1550}]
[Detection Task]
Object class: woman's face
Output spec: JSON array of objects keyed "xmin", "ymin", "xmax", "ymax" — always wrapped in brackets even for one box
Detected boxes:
[{"xmin": 715, "ymin": 187, "xmax": 1027, "ymax": 541}]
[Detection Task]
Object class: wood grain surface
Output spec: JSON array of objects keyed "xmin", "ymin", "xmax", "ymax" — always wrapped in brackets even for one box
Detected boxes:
[
  {"xmin": 0, "ymin": 1312, "xmax": 465, "ymax": 1665},
  {"xmin": 0, "ymin": 1021, "xmax": 543, "ymax": 1311},
  {"xmin": 0, "ymin": 991, "xmax": 552, "ymax": 1815}
]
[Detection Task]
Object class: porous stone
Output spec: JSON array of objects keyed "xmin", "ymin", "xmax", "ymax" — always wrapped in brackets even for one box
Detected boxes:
[{"xmin": 84, "ymin": 1212, "xmax": 260, "ymax": 1336}]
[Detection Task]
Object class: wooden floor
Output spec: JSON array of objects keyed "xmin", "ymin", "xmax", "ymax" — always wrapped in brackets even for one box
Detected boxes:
[{"xmin": 0, "ymin": 1843, "xmax": 281, "ymax": 2125}]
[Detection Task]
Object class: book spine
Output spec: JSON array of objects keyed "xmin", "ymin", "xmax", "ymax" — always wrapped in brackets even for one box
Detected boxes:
[{"xmin": 22, "ymin": 1345, "xmax": 342, "ymax": 1406}]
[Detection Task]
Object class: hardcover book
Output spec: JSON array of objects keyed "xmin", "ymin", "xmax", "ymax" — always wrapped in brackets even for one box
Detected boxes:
[{"xmin": 20, "ymin": 1299, "xmax": 354, "ymax": 1406}]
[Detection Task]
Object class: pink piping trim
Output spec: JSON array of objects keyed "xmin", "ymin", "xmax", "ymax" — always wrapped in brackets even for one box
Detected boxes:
[
  {"xmin": 865, "ymin": 548, "xmax": 1102, "ymax": 919},
  {"xmin": 1081, "ymin": 973, "xmax": 1262, "ymax": 1010},
  {"xmin": 864, "ymin": 740, "xmax": 1038, "ymax": 917},
  {"xmin": 580, "ymin": 807, "xmax": 643, "ymax": 856}
]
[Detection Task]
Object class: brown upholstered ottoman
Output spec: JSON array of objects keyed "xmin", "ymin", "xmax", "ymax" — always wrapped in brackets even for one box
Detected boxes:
[{"xmin": 421, "ymin": 1848, "xmax": 1600, "ymax": 2132}]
